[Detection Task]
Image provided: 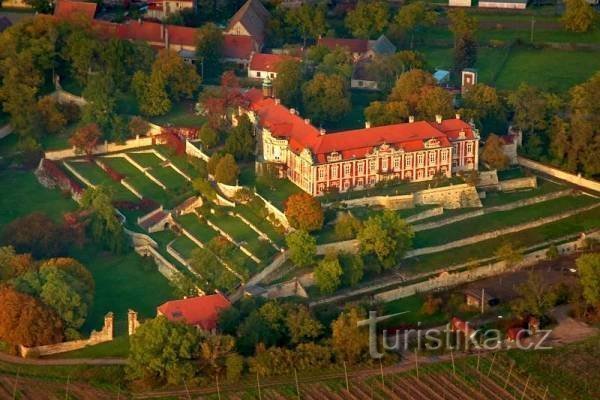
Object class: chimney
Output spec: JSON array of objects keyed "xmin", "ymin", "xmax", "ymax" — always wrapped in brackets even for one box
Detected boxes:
[
  {"xmin": 435, "ymin": 114, "xmax": 442, "ymax": 124},
  {"xmin": 365, "ymin": 121, "xmax": 371, "ymax": 129},
  {"xmin": 274, "ymin": 98, "xmax": 281, "ymax": 104},
  {"xmin": 160, "ymin": 24, "xmax": 165, "ymax": 40},
  {"xmin": 290, "ymin": 108, "xmax": 296, "ymax": 115},
  {"xmin": 455, "ymin": 113, "xmax": 461, "ymax": 120},
  {"xmin": 319, "ymin": 128, "xmax": 326, "ymax": 136},
  {"xmin": 304, "ymin": 118, "xmax": 311, "ymax": 124},
  {"xmin": 408, "ymin": 116, "xmax": 414, "ymax": 123}
]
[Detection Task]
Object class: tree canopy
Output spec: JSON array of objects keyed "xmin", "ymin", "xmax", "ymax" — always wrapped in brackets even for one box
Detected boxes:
[
  {"xmin": 302, "ymin": 73, "xmax": 351, "ymax": 124},
  {"xmin": 286, "ymin": 230, "xmax": 316, "ymax": 268},
  {"xmin": 345, "ymin": 0, "xmax": 390, "ymax": 39},
  {"xmin": 284, "ymin": 192, "xmax": 324, "ymax": 232}
]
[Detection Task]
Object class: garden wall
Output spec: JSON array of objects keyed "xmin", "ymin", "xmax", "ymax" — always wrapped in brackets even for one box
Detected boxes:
[
  {"xmin": 218, "ymin": 182, "xmax": 243, "ymax": 198},
  {"xmin": 374, "ymin": 231, "xmax": 599, "ymax": 303},
  {"xmin": 518, "ymin": 156, "xmax": 600, "ymax": 193},
  {"xmin": 499, "ymin": 176, "xmax": 537, "ymax": 191},
  {"xmin": 405, "ymin": 207, "xmax": 444, "ymax": 224},
  {"xmin": 0, "ymin": 124, "xmax": 13, "ymax": 139},
  {"xmin": 254, "ymin": 192, "xmax": 291, "ymax": 229},
  {"xmin": 185, "ymin": 140, "xmax": 210, "ymax": 162},
  {"xmin": 414, "ymin": 184, "xmax": 482, "ymax": 209},
  {"xmin": 316, "ymin": 239, "xmax": 359, "ymax": 256},
  {"xmin": 45, "ymin": 136, "xmax": 157, "ymax": 160},
  {"xmin": 134, "ymin": 245, "xmax": 181, "ymax": 282},
  {"xmin": 335, "ymin": 194, "xmax": 414, "ymax": 210},
  {"xmin": 19, "ymin": 313, "xmax": 114, "ymax": 358}
]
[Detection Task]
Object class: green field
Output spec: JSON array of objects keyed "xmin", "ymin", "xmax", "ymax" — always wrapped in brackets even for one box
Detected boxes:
[
  {"xmin": 66, "ymin": 160, "xmax": 138, "ymax": 201},
  {"xmin": 170, "ymin": 235, "xmax": 199, "ymax": 260},
  {"xmin": 413, "ymin": 194, "xmax": 597, "ymax": 248},
  {"xmin": 178, "ymin": 213, "xmax": 219, "ymax": 243},
  {"xmin": 127, "ymin": 151, "xmax": 190, "ymax": 191},
  {"xmin": 149, "ymin": 101, "xmax": 206, "ymax": 127},
  {"xmin": 481, "ymin": 179, "xmax": 564, "ymax": 207},
  {"xmin": 235, "ymin": 205, "xmax": 286, "ymax": 246}
]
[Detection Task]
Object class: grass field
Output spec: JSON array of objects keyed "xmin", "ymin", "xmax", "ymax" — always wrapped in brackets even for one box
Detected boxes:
[
  {"xmin": 127, "ymin": 151, "xmax": 190, "ymax": 191},
  {"xmin": 481, "ymin": 179, "xmax": 564, "ymax": 207},
  {"xmin": 235, "ymin": 205, "xmax": 286, "ymax": 247},
  {"xmin": 66, "ymin": 160, "xmax": 138, "ymax": 202},
  {"xmin": 178, "ymin": 213, "xmax": 219, "ymax": 243},
  {"xmin": 149, "ymin": 101, "xmax": 206, "ymax": 127},
  {"xmin": 413, "ymin": 194, "xmax": 598, "ymax": 248},
  {"xmin": 170, "ymin": 235, "xmax": 199, "ymax": 260}
]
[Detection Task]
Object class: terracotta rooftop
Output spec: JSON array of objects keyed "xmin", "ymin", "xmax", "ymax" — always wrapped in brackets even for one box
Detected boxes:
[
  {"xmin": 226, "ymin": 0, "xmax": 270, "ymax": 43},
  {"xmin": 318, "ymin": 37, "xmax": 368, "ymax": 54},
  {"xmin": 223, "ymin": 34, "xmax": 258, "ymax": 60},
  {"xmin": 249, "ymin": 53, "xmax": 297, "ymax": 72},
  {"xmin": 157, "ymin": 293, "xmax": 231, "ymax": 331},
  {"xmin": 246, "ymin": 89, "xmax": 474, "ymax": 164},
  {"xmin": 54, "ymin": 0, "xmax": 97, "ymax": 21}
]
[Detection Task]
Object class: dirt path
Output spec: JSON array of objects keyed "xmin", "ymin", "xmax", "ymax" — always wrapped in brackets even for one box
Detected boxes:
[{"xmin": 0, "ymin": 351, "xmax": 126, "ymax": 366}]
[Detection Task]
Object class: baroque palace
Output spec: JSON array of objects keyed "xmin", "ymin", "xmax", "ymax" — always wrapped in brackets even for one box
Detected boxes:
[{"xmin": 242, "ymin": 85, "xmax": 480, "ymax": 197}]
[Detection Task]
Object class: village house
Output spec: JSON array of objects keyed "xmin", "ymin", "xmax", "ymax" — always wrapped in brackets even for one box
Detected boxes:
[
  {"xmin": 243, "ymin": 85, "xmax": 479, "ymax": 197},
  {"xmin": 318, "ymin": 34, "xmax": 397, "ymax": 62},
  {"xmin": 146, "ymin": 0, "xmax": 196, "ymax": 20},
  {"xmin": 157, "ymin": 293, "xmax": 231, "ymax": 333},
  {"xmin": 479, "ymin": 0, "xmax": 528, "ymax": 9},
  {"xmin": 248, "ymin": 53, "xmax": 298, "ymax": 79}
]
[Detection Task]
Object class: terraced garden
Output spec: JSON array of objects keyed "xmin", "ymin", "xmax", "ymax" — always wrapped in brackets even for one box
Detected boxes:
[{"xmin": 65, "ymin": 160, "xmax": 137, "ymax": 201}]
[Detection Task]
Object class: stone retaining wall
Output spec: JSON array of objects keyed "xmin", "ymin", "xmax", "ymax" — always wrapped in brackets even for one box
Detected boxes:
[
  {"xmin": 135, "ymin": 245, "xmax": 181, "ymax": 282},
  {"xmin": 414, "ymin": 184, "xmax": 482, "ymax": 209},
  {"xmin": 335, "ymin": 194, "xmax": 414, "ymax": 210},
  {"xmin": 185, "ymin": 140, "xmax": 210, "ymax": 161},
  {"xmin": 218, "ymin": 182, "xmax": 243, "ymax": 198},
  {"xmin": 246, "ymin": 251, "xmax": 288, "ymax": 287},
  {"xmin": 374, "ymin": 232, "xmax": 598, "ymax": 303},
  {"xmin": 499, "ymin": 176, "xmax": 537, "ymax": 191},
  {"xmin": 205, "ymin": 218, "xmax": 261, "ymax": 264},
  {"xmin": 405, "ymin": 207, "xmax": 444, "ymax": 224},
  {"xmin": 518, "ymin": 156, "xmax": 600, "ymax": 193},
  {"xmin": 45, "ymin": 136, "xmax": 157, "ymax": 160},
  {"xmin": 254, "ymin": 192, "xmax": 291, "ymax": 229},
  {"xmin": 0, "ymin": 124, "xmax": 13, "ymax": 139}
]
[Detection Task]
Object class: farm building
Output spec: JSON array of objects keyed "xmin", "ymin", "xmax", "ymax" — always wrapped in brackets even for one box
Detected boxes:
[{"xmin": 479, "ymin": 0, "xmax": 528, "ymax": 9}]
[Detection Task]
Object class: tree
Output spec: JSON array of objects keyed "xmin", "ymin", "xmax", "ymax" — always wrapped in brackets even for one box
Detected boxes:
[
  {"xmin": 511, "ymin": 272, "xmax": 558, "ymax": 317},
  {"xmin": 562, "ymin": 0, "xmax": 597, "ymax": 33},
  {"xmin": 416, "ymin": 86, "xmax": 455, "ymax": 121},
  {"xmin": 345, "ymin": 0, "xmax": 389, "ymax": 39},
  {"xmin": 273, "ymin": 59, "xmax": 304, "ymax": 108},
  {"xmin": 286, "ymin": 230, "xmax": 316, "ymax": 268},
  {"xmin": 453, "ymin": 35, "xmax": 477, "ymax": 73},
  {"xmin": 196, "ymin": 23, "xmax": 224, "ymax": 79},
  {"xmin": 357, "ymin": 210, "xmax": 414, "ymax": 269},
  {"xmin": 367, "ymin": 51, "xmax": 427, "ymax": 94},
  {"xmin": 101, "ymin": 38, "xmax": 154, "ymax": 91},
  {"xmin": 394, "ymin": 1, "xmax": 437, "ymax": 48},
  {"xmin": 334, "ymin": 212, "xmax": 362, "ymax": 241},
  {"xmin": 495, "ymin": 242, "xmax": 523, "ymax": 267},
  {"xmin": 63, "ymin": 26, "xmax": 101, "ymax": 86},
  {"xmin": 200, "ymin": 123, "xmax": 219, "ymax": 149},
  {"xmin": 128, "ymin": 116, "xmax": 150, "ymax": 138},
  {"xmin": 331, "ymin": 308, "xmax": 369, "ymax": 364},
  {"xmin": 507, "ymin": 83, "xmax": 561, "ymax": 137},
  {"xmin": 284, "ymin": 192, "xmax": 324, "ymax": 231},
  {"xmin": 1, "ymin": 213, "xmax": 69, "ymax": 259},
  {"xmin": 285, "ymin": 305, "xmax": 323, "ymax": 344},
  {"xmin": 314, "ymin": 252, "xmax": 343, "ymax": 295},
  {"xmin": 128, "ymin": 316, "xmax": 201, "ymax": 385},
  {"xmin": 190, "ymin": 247, "xmax": 237, "ymax": 292},
  {"xmin": 576, "ymin": 253, "xmax": 600, "ymax": 307},
  {"xmin": 286, "ymin": 4, "xmax": 327, "ymax": 46},
  {"xmin": 225, "ymin": 353, "xmax": 244, "ymax": 381},
  {"xmin": 37, "ymin": 96, "xmax": 67, "ymax": 135},
  {"xmin": 236, "ymin": 311, "xmax": 280, "ymax": 356},
  {"xmin": 153, "ymin": 50, "xmax": 201, "ymax": 101},
  {"xmin": 448, "ymin": 9, "xmax": 478, "ymax": 42},
  {"xmin": 82, "ymin": 74, "xmax": 117, "ymax": 134},
  {"xmin": 388, "ymin": 69, "xmax": 438, "ymax": 115},
  {"xmin": 315, "ymin": 46, "xmax": 354, "ymax": 80},
  {"xmin": 0, "ymin": 246, "xmax": 35, "ymax": 282},
  {"xmin": 481, "ymin": 134, "xmax": 509, "ymax": 170},
  {"xmin": 79, "ymin": 186, "xmax": 127, "ymax": 253},
  {"xmin": 132, "ymin": 71, "xmax": 172, "ymax": 117},
  {"xmin": 198, "ymin": 334, "xmax": 236, "ymax": 376},
  {"xmin": 461, "ymin": 83, "xmax": 504, "ymax": 132},
  {"xmin": 0, "ymin": 285, "xmax": 64, "ymax": 347},
  {"xmin": 214, "ymin": 154, "xmax": 239, "ymax": 185},
  {"xmin": 364, "ymin": 101, "xmax": 410, "ymax": 127},
  {"xmin": 225, "ymin": 114, "xmax": 255, "ymax": 160},
  {"xmin": 69, "ymin": 123, "xmax": 101, "ymax": 158},
  {"xmin": 302, "ymin": 73, "xmax": 351, "ymax": 124},
  {"xmin": 340, "ymin": 252, "xmax": 364, "ymax": 287}
]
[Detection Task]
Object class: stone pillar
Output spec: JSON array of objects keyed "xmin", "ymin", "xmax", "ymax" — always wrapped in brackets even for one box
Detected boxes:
[
  {"xmin": 104, "ymin": 312, "xmax": 114, "ymax": 340},
  {"xmin": 128, "ymin": 309, "xmax": 140, "ymax": 336}
]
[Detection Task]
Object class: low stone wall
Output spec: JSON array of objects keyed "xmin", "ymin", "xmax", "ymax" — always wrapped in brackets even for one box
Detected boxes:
[
  {"xmin": 185, "ymin": 140, "xmax": 210, "ymax": 162},
  {"xmin": 121, "ymin": 179, "xmax": 143, "ymax": 199},
  {"xmin": 45, "ymin": 136, "xmax": 157, "ymax": 161},
  {"xmin": 232, "ymin": 212, "xmax": 281, "ymax": 250},
  {"xmin": 405, "ymin": 207, "xmax": 444, "ymax": 224},
  {"xmin": 135, "ymin": 245, "xmax": 182, "ymax": 282},
  {"xmin": 205, "ymin": 217, "xmax": 261, "ymax": 264},
  {"xmin": 518, "ymin": 156, "xmax": 600, "ymax": 193},
  {"xmin": 414, "ymin": 184, "xmax": 482, "ymax": 209},
  {"xmin": 166, "ymin": 242, "xmax": 193, "ymax": 272},
  {"xmin": 218, "ymin": 182, "xmax": 243, "ymax": 198},
  {"xmin": 246, "ymin": 251, "xmax": 288, "ymax": 287},
  {"xmin": 477, "ymin": 170, "xmax": 499, "ymax": 188},
  {"xmin": 124, "ymin": 228, "xmax": 158, "ymax": 248},
  {"xmin": 499, "ymin": 176, "xmax": 537, "ymax": 191},
  {"xmin": 375, "ymin": 232, "xmax": 597, "ymax": 303},
  {"xmin": 0, "ymin": 124, "xmax": 13, "ymax": 139},
  {"xmin": 19, "ymin": 313, "xmax": 114, "ymax": 358},
  {"xmin": 335, "ymin": 194, "xmax": 414, "ymax": 210},
  {"xmin": 254, "ymin": 191, "xmax": 291, "ymax": 229},
  {"xmin": 264, "ymin": 279, "xmax": 308, "ymax": 299}
]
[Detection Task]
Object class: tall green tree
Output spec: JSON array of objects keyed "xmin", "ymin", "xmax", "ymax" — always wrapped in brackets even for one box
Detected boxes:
[
  {"xmin": 286, "ymin": 4, "xmax": 327, "ymax": 46},
  {"xmin": 214, "ymin": 154, "xmax": 240, "ymax": 185},
  {"xmin": 196, "ymin": 23, "xmax": 223, "ymax": 79},
  {"xmin": 357, "ymin": 210, "xmax": 414, "ymax": 269},
  {"xmin": 79, "ymin": 186, "xmax": 127, "ymax": 254},
  {"xmin": 345, "ymin": 0, "xmax": 390, "ymax": 39},
  {"xmin": 286, "ymin": 230, "xmax": 316, "ymax": 268},
  {"xmin": 302, "ymin": 73, "xmax": 351, "ymax": 124},
  {"xmin": 128, "ymin": 317, "xmax": 202, "ymax": 385},
  {"xmin": 331, "ymin": 308, "xmax": 369, "ymax": 365},
  {"xmin": 394, "ymin": 1, "xmax": 437, "ymax": 48},
  {"xmin": 273, "ymin": 59, "xmax": 304, "ymax": 108},
  {"xmin": 82, "ymin": 74, "xmax": 117, "ymax": 134},
  {"xmin": 285, "ymin": 306, "xmax": 323, "ymax": 344},
  {"xmin": 562, "ymin": 0, "xmax": 597, "ymax": 33},
  {"xmin": 576, "ymin": 253, "xmax": 600, "ymax": 307},
  {"xmin": 314, "ymin": 252, "xmax": 343, "ymax": 295},
  {"xmin": 225, "ymin": 114, "xmax": 255, "ymax": 161}
]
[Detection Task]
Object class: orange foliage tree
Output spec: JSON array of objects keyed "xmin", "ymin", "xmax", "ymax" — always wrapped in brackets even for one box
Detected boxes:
[
  {"xmin": 69, "ymin": 123, "xmax": 101, "ymax": 159},
  {"xmin": 284, "ymin": 192, "xmax": 324, "ymax": 232}
]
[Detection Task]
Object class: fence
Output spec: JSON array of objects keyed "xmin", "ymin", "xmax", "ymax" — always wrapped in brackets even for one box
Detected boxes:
[{"xmin": 518, "ymin": 156, "xmax": 600, "ymax": 193}]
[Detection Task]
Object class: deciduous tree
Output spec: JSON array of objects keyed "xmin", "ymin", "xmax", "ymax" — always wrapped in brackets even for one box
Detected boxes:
[
  {"xmin": 273, "ymin": 59, "xmax": 304, "ymax": 109},
  {"xmin": 345, "ymin": 0, "xmax": 389, "ymax": 39},
  {"xmin": 286, "ymin": 230, "xmax": 316, "ymax": 268},
  {"xmin": 481, "ymin": 134, "xmax": 509, "ymax": 170},
  {"xmin": 200, "ymin": 123, "xmax": 219, "ymax": 149},
  {"xmin": 285, "ymin": 306, "xmax": 323, "ymax": 344},
  {"xmin": 331, "ymin": 308, "xmax": 369, "ymax": 364},
  {"xmin": 302, "ymin": 74, "xmax": 351, "ymax": 124},
  {"xmin": 128, "ymin": 116, "xmax": 150, "ymax": 138},
  {"xmin": 214, "ymin": 154, "xmax": 240, "ymax": 185},
  {"xmin": 340, "ymin": 252, "xmax": 364, "ymax": 287},
  {"xmin": 196, "ymin": 23, "xmax": 224, "ymax": 78},
  {"xmin": 357, "ymin": 210, "xmax": 413, "ymax": 269},
  {"xmin": 576, "ymin": 253, "xmax": 600, "ymax": 307},
  {"xmin": 286, "ymin": 4, "xmax": 327, "ymax": 46},
  {"xmin": 69, "ymin": 123, "xmax": 101, "ymax": 159},
  {"xmin": 364, "ymin": 101, "xmax": 410, "ymax": 127},
  {"xmin": 1, "ymin": 213, "xmax": 69, "ymax": 259},
  {"xmin": 225, "ymin": 114, "xmax": 255, "ymax": 160},
  {"xmin": 284, "ymin": 192, "xmax": 324, "ymax": 231},
  {"xmin": 394, "ymin": 1, "xmax": 437, "ymax": 48},
  {"xmin": 562, "ymin": 0, "xmax": 597, "ymax": 33},
  {"xmin": 37, "ymin": 96, "xmax": 67, "ymax": 135},
  {"xmin": 314, "ymin": 252, "xmax": 343, "ymax": 295},
  {"xmin": 79, "ymin": 186, "xmax": 127, "ymax": 253}
]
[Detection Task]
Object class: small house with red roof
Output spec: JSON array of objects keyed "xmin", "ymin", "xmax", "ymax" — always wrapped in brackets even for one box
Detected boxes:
[
  {"xmin": 243, "ymin": 87, "xmax": 479, "ymax": 196},
  {"xmin": 157, "ymin": 293, "xmax": 231, "ymax": 332},
  {"xmin": 146, "ymin": 0, "xmax": 195, "ymax": 21},
  {"xmin": 248, "ymin": 53, "xmax": 298, "ymax": 79}
]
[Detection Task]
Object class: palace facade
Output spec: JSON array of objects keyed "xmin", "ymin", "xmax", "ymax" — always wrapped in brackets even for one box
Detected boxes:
[{"xmin": 243, "ymin": 89, "xmax": 479, "ymax": 197}]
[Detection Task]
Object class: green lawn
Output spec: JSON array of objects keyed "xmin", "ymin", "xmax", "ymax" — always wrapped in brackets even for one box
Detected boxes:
[
  {"xmin": 207, "ymin": 212, "xmax": 278, "ymax": 261},
  {"xmin": 481, "ymin": 179, "xmax": 564, "ymax": 207},
  {"xmin": 170, "ymin": 235, "xmax": 199, "ymax": 260},
  {"xmin": 255, "ymin": 176, "xmax": 303, "ymax": 210},
  {"xmin": 47, "ymin": 335, "xmax": 130, "ymax": 359},
  {"xmin": 178, "ymin": 213, "xmax": 219, "ymax": 243},
  {"xmin": 235, "ymin": 205, "xmax": 286, "ymax": 247},
  {"xmin": 413, "ymin": 194, "xmax": 598, "ymax": 248},
  {"xmin": 494, "ymin": 47, "xmax": 600, "ymax": 92},
  {"xmin": 0, "ymin": 169, "xmax": 77, "ymax": 226},
  {"xmin": 128, "ymin": 152, "xmax": 190, "ymax": 191},
  {"xmin": 149, "ymin": 101, "xmax": 206, "ymax": 127},
  {"xmin": 402, "ymin": 206, "xmax": 600, "ymax": 274},
  {"xmin": 67, "ymin": 160, "xmax": 138, "ymax": 202}
]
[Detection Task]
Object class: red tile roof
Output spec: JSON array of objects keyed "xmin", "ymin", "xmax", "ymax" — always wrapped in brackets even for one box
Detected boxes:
[
  {"xmin": 167, "ymin": 25, "xmax": 197, "ymax": 47},
  {"xmin": 54, "ymin": 0, "xmax": 97, "ymax": 21},
  {"xmin": 157, "ymin": 293, "xmax": 231, "ymax": 331},
  {"xmin": 223, "ymin": 34, "xmax": 257, "ymax": 60},
  {"xmin": 249, "ymin": 53, "xmax": 296, "ymax": 72},
  {"xmin": 318, "ymin": 37, "xmax": 368, "ymax": 54},
  {"xmin": 117, "ymin": 20, "xmax": 164, "ymax": 44},
  {"xmin": 246, "ymin": 89, "xmax": 472, "ymax": 164}
]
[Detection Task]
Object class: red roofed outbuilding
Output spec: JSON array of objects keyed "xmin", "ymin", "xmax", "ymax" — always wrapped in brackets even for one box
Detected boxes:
[
  {"xmin": 248, "ymin": 53, "xmax": 298, "ymax": 79},
  {"xmin": 157, "ymin": 293, "xmax": 231, "ymax": 332},
  {"xmin": 54, "ymin": 0, "xmax": 97, "ymax": 21}
]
